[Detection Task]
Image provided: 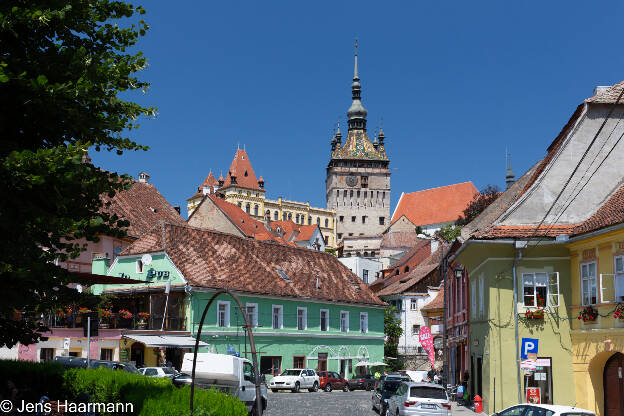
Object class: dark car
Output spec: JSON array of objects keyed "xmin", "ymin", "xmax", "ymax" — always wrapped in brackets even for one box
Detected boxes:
[
  {"xmin": 371, "ymin": 379, "xmax": 402, "ymax": 416},
  {"xmin": 348, "ymin": 374, "xmax": 376, "ymax": 391},
  {"xmin": 373, "ymin": 373, "xmax": 411, "ymax": 390},
  {"xmin": 318, "ymin": 371, "xmax": 349, "ymax": 392},
  {"xmin": 53, "ymin": 356, "xmax": 140, "ymax": 374}
]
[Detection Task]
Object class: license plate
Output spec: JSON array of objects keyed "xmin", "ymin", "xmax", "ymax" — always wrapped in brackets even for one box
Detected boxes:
[{"xmin": 421, "ymin": 404, "xmax": 437, "ymax": 409}]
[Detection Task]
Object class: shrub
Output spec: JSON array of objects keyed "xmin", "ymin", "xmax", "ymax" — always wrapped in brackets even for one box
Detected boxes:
[{"xmin": 0, "ymin": 360, "xmax": 64, "ymax": 402}]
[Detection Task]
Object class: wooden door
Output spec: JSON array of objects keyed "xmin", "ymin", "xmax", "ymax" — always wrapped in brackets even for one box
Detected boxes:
[{"xmin": 605, "ymin": 352, "xmax": 624, "ymax": 416}]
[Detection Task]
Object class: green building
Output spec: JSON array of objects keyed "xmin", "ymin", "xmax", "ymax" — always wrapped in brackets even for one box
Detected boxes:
[{"xmin": 91, "ymin": 222, "xmax": 385, "ymax": 379}]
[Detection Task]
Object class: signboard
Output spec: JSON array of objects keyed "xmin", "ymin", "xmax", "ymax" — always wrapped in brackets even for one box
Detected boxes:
[
  {"xmin": 526, "ymin": 387, "xmax": 541, "ymax": 404},
  {"xmin": 119, "ymin": 348, "xmax": 129, "ymax": 362},
  {"xmin": 418, "ymin": 326, "xmax": 435, "ymax": 368},
  {"xmin": 63, "ymin": 338, "xmax": 70, "ymax": 350},
  {"xmin": 520, "ymin": 359, "xmax": 537, "ymax": 371},
  {"xmin": 147, "ymin": 269, "xmax": 170, "ymax": 279},
  {"xmin": 521, "ymin": 338, "xmax": 539, "ymax": 359}
]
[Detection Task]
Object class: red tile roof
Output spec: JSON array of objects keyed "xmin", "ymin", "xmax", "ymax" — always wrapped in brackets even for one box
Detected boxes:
[
  {"xmin": 392, "ymin": 182, "xmax": 479, "ymax": 226},
  {"xmin": 223, "ymin": 149, "xmax": 262, "ymax": 190},
  {"xmin": 190, "ymin": 172, "xmax": 218, "ymax": 199},
  {"xmin": 122, "ymin": 222, "xmax": 384, "ymax": 306},
  {"xmin": 585, "ymin": 81, "xmax": 624, "ymax": 104},
  {"xmin": 269, "ymin": 220, "xmax": 320, "ymax": 243},
  {"xmin": 421, "ymin": 287, "xmax": 444, "ymax": 311},
  {"xmin": 101, "ymin": 181, "xmax": 184, "ymax": 239}
]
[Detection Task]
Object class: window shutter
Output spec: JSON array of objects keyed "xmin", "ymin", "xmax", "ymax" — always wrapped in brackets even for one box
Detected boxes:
[
  {"xmin": 548, "ymin": 272, "xmax": 560, "ymax": 307},
  {"xmin": 600, "ymin": 273, "xmax": 615, "ymax": 303}
]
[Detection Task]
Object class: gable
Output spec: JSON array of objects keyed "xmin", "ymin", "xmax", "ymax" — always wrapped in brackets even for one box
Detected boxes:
[{"xmin": 186, "ymin": 195, "xmax": 246, "ymax": 237}]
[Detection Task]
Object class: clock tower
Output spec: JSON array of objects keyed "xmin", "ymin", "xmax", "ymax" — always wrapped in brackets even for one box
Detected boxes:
[{"xmin": 326, "ymin": 44, "xmax": 391, "ymax": 249}]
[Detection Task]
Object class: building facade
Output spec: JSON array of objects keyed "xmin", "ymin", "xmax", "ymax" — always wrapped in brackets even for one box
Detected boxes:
[
  {"xmin": 338, "ymin": 256, "xmax": 383, "ymax": 284},
  {"xmin": 188, "ymin": 149, "xmax": 337, "ymax": 249},
  {"xmin": 325, "ymin": 47, "xmax": 390, "ymax": 246}
]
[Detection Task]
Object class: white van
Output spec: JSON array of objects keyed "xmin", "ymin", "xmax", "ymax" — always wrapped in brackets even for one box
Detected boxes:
[{"xmin": 181, "ymin": 352, "xmax": 268, "ymax": 414}]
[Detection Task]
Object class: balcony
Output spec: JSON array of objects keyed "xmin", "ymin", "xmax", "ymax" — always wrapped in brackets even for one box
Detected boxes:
[{"xmin": 43, "ymin": 312, "xmax": 186, "ymax": 331}]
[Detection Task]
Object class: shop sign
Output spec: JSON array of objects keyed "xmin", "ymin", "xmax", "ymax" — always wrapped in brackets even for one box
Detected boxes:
[
  {"xmin": 146, "ymin": 268, "xmax": 170, "ymax": 279},
  {"xmin": 120, "ymin": 348, "xmax": 129, "ymax": 362},
  {"xmin": 535, "ymin": 358, "xmax": 551, "ymax": 367},
  {"xmin": 526, "ymin": 387, "xmax": 541, "ymax": 404},
  {"xmin": 520, "ymin": 359, "xmax": 537, "ymax": 371},
  {"xmin": 521, "ymin": 338, "xmax": 539, "ymax": 359}
]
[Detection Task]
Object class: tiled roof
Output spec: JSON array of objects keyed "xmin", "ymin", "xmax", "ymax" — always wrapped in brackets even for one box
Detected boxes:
[
  {"xmin": 380, "ymin": 231, "xmax": 424, "ymax": 250},
  {"xmin": 270, "ymin": 220, "xmax": 320, "ymax": 243},
  {"xmin": 223, "ymin": 149, "xmax": 262, "ymax": 190},
  {"xmin": 122, "ymin": 222, "xmax": 384, "ymax": 306},
  {"xmin": 373, "ymin": 246, "xmax": 445, "ymax": 295},
  {"xmin": 331, "ymin": 130, "xmax": 388, "ymax": 161},
  {"xmin": 392, "ymin": 182, "xmax": 479, "ymax": 226},
  {"xmin": 421, "ymin": 287, "xmax": 444, "ymax": 311},
  {"xmin": 386, "ymin": 239, "xmax": 432, "ymax": 272},
  {"xmin": 585, "ymin": 81, "xmax": 624, "ymax": 104},
  {"xmin": 573, "ymin": 182, "xmax": 624, "ymax": 236},
  {"xmin": 101, "ymin": 181, "xmax": 184, "ymax": 239}
]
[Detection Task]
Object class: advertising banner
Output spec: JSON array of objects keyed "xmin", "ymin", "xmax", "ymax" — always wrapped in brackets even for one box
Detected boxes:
[
  {"xmin": 526, "ymin": 387, "xmax": 541, "ymax": 404},
  {"xmin": 418, "ymin": 326, "xmax": 435, "ymax": 368}
]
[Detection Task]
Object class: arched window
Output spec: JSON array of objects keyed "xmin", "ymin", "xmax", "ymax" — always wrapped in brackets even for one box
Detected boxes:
[
  {"xmin": 237, "ymin": 202, "xmax": 242, "ymax": 208},
  {"xmin": 295, "ymin": 214, "xmax": 299, "ymax": 224},
  {"xmin": 246, "ymin": 203, "xmax": 250, "ymax": 214},
  {"xmin": 363, "ymin": 252, "xmax": 369, "ymax": 257},
  {"xmin": 254, "ymin": 205, "xmax": 259, "ymax": 216},
  {"xmin": 316, "ymin": 217, "xmax": 320, "ymax": 225},
  {"xmin": 282, "ymin": 212, "xmax": 287, "ymax": 220},
  {"xmin": 288, "ymin": 213, "xmax": 292, "ymax": 220},
  {"xmin": 308, "ymin": 216, "xmax": 312, "ymax": 225},
  {"xmin": 274, "ymin": 211, "xmax": 279, "ymax": 221},
  {"xmin": 324, "ymin": 218, "xmax": 329, "ymax": 228}
]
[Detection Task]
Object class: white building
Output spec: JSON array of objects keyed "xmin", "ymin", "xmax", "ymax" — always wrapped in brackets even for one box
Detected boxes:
[{"xmin": 338, "ymin": 256, "xmax": 383, "ymax": 284}]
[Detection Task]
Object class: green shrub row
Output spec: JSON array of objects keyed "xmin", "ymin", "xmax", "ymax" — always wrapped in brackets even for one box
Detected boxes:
[{"xmin": 0, "ymin": 360, "xmax": 247, "ymax": 416}]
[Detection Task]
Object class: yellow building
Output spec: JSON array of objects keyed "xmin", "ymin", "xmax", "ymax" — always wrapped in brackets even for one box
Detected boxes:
[
  {"xmin": 566, "ymin": 187, "xmax": 624, "ymax": 416},
  {"xmin": 187, "ymin": 149, "xmax": 337, "ymax": 249}
]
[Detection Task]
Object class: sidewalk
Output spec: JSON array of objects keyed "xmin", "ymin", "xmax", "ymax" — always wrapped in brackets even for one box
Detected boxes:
[{"xmin": 451, "ymin": 402, "xmax": 488, "ymax": 416}]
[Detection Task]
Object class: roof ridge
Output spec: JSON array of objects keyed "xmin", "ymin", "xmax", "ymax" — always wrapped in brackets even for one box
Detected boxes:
[{"xmin": 403, "ymin": 181, "xmax": 476, "ymax": 194}]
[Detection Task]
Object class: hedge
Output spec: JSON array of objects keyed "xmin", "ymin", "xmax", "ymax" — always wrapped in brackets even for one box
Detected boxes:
[{"xmin": 0, "ymin": 360, "xmax": 247, "ymax": 416}]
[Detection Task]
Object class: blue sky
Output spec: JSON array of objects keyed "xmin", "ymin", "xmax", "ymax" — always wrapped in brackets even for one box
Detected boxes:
[{"xmin": 92, "ymin": 1, "xmax": 624, "ymax": 218}]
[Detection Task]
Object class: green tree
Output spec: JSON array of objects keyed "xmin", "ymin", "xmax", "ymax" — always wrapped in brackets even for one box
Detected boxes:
[
  {"xmin": 455, "ymin": 184, "xmax": 500, "ymax": 226},
  {"xmin": 437, "ymin": 224, "xmax": 461, "ymax": 242},
  {"xmin": 0, "ymin": 1, "xmax": 153, "ymax": 347},
  {"xmin": 384, "ymin": 306, "xmax": 403, "ymax": 370}
]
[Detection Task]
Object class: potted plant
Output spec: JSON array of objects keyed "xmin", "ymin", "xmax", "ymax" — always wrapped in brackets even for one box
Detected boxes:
[
  {"xmin": 98, "ymin": 309, "xmax": 114, "ymax": 328},
  {"xmin": 577, "ymin": 305, "xmax": 598, "ymax": 322},
  {"xmin": 613, "ymin": 303, "xmax": 624, "ymax": 320},
  {"xmin": 524, "ymin": 294, "xmax": 545, "ymax": 319},
  {"xmin": 136, "ymin": 312, "xmax": 150, "ymax": 329}
]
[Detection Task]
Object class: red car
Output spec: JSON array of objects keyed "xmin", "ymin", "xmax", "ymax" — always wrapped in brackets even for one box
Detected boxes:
[{"xmin": 317, "ymin": 371, "xmax": 350, "ymax": 392}]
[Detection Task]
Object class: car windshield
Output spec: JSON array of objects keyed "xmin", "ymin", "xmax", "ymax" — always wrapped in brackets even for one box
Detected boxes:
[
  {"xmin": 382, "ymin": 381, "xmax": 401, "ymax": 392},
  {"xmin": 162, "ymin": 368, "xmax": 177, "ymax": 375},
  {"xmin": 280, "ymin": 370, "xmax": 301, "ymax": 376},
  {"xmin": 409, "ymin": 386, "xmax": 447, "ymax": 400}
]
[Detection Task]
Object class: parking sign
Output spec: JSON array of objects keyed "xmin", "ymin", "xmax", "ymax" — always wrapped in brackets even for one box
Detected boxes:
[{"xmin": 521, "ymin": 338, "xmax": 539, "ymax": 359}]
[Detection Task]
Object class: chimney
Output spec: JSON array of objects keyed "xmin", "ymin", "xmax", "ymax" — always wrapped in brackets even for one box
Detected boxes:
[
  {"xmin": 174, "ymin": 206, "xmax": 181, "ymax": 215},
  {"xmin": 138, "ymin": 171, "xmax": 150, "ymax": 183},
  {"xmin": 594, "ymin": 86, "xmax": 611, "ymax": 96}
]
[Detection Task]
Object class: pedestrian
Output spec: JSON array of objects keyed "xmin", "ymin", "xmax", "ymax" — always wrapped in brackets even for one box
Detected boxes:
[
  {"xmin": 433, "ymin": 371, "xmax": 440, "ymax": 384},
  {"xmin": 374, "ymin": 370, "xmax": 381, "ymax": 379}
]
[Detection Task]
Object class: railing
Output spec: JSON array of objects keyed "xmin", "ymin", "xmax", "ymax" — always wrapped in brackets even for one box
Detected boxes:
[
  {"xmin": 397, "ymin": 345, "xmax": 427, "ymax": 355},
  {"xmin": 44, "ymin": 313, "xmax": 185, "ymax": 331}
]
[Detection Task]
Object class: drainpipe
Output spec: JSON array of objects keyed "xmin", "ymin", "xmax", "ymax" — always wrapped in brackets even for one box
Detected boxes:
[{"xmin": 512, "ymin": 246, "xmax": 522, "ymax": 403}]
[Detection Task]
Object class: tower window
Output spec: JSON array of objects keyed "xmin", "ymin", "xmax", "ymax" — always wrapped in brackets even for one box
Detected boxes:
[
  {"xmin": 288, "ymin": 213, "xmax": 292, "ymax": 220},
  {"xmin": 295, "ymin": 214, "xmax": 299, "ymax": 223},
  {"xmin": 254, "ymin": 205, "xmax": 259, "ymax": 216},
  {"xmin": 357, "ymin": 190, "xmax": 360, "ymax": 198},
  {"xmin": 361, "ymin": 176, "xmax": 368, "ymax": 188},
  {"xmin": 246, "ymin": 203, "xmax": 250, "ymax": 214},
  {"xmin": 282, "ymin": 212, "xmax": 287, "ymax": 220},
  {"xmin": 362, "ymin": 216, "xmax": 366, "ymax": 224},
  {"xmin": 350, "ymin": 190, "xmax": 354, "ymax": 197},
  {"xmin": 337, "ymin": 233, "xmax": 343, "ymax": 240},
  {"xmin": 238, "ymin": 202, "xmax": 242, "ymax": 208},
  {"xmin": 339, "ymin": 216, "xmax": 344, "ymax": 223},
  {"xmin": 379, "ymin": 217, "xmax": 385, "ymax": 225},
  {"xmin": 343, "ymin": 190, "xmax": 347, "ymax": 197},
  {"xmin": 274, "ymin": 211, "xmax": 279, "ymax": 220},
  {"xmin": 351, "ymin": 216, "xmax": 356, "ymax": 222},
  {"xmin": 244, "ymin": 170, "xmax": 248, "ymax": 177},
  {"xmin": 308, "ymin": 216, "xmax": 312, "ymax": 225},
  {"xmin": 336, "ymin": 190, "xmax": 339, "ymax": 197},
  {"xmin": 325, "ymin": 218, "xmax": 329, "ymax": 228}
]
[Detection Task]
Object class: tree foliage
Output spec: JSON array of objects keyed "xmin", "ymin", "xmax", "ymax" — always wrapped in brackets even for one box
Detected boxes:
[
  {"xmin": 455, "ymin": 184, "xmax": 500, "ymax": 226},
  {"xmin": 0, "ymin": 1, "xmax": 153, "ymax": 347},
  {"xmin": 437, "ymin": 224, "xmax": 461, "ymax": 242},
  {"xmin": 384, "ymin": 306, "xmax": 403, "ymax": 369}
]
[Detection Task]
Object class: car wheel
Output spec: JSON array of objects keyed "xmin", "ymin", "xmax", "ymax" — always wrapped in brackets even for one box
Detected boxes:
[
  {"xmin": 366, "ymin": 383, "xmax": 372, "ymax": 391},
  {"xmin": 325, "ymin": 383, "xmax": 332, "ymax": 392},
  {"xmin": 271, "ymin": 389, "xmax": 278, "ymax": 393},
  {"xmin": 309, "ymin": 382, "xmax": 318, "ymax": 392},
  {"xmin": 292, "ymin": 382, "xmax": 300, "ymax": 393},
  {"xmin": 343, "ymin": 384, "xmax": 350, "ymax": 392}
]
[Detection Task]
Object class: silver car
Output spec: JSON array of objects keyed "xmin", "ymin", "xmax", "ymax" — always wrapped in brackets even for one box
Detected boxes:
[{"xmin": 387, "ymin": 382, "xmax": 451, "ymax": 416}]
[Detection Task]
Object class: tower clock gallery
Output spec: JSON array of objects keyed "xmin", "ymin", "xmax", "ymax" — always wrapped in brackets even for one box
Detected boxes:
[{"xmin": 326, "ymin": 45, "xmax": 391, "ymax": 246}]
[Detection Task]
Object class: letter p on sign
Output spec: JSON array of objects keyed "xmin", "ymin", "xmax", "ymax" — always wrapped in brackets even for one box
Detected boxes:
[{"xmin": 521, "ymin": 338, "xmax": 539, "ymax": 359}]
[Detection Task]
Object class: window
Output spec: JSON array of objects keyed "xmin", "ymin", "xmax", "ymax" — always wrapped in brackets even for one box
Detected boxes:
[
  {"xmin": 581, "ymin": 262, "xmax": 597, "ymax": 305},
  {"xmin": 136, "ymin": 259, "xmax": 143, "ymax": 273},
  {"xmin": 274, "ymin": 211, "xmax": 278, "ymax": 220},
  {"xmin": 379, "ymin": 217, "xmax": 385, "ymax": 225},
  {"xmin": 340, "ymin": 311, "xmax": 349, "ymax": 332},
  {"xmin": 40, "ymin": 348, "xmax": 55, "ymax": 362},
  {"xmin": 145, "ymin": 368, "xmax": 158, "ymax": 376},
  {"xmin": 217, "ymin": 301, "xmax": 230, "ymax": 327},
  {"xmin": 254, "ymin": 205, "xmax": 258, "ymax": 216},
  {"xmin": 325, "ymin": 218, "xmax": 329, "ymax": 228},
  {"xmin": 245, "ymin": 203, "xmax": 250, "ymax": 214},
  {"xmin": 360, "ymin": 312, "xmax": 368, "ymax": 333},
  {"xmin": 362, "ymin": 269, "xmax": 369, "ymax": 283},
  {"xmin": 351, "ymin": 216, "xmax": 356, "ymax": 222},
  {"xmin": 320, "ymin": 309, "xmax": 329, "ymax": 331},
  {"xmin": 297, "ymin": 307, "xmax": 307, "ymax": 330},
  {"xmin": 295, "ymin": 214, "xmax": 299, "ymax": 223},
  {"xmin": 471, "ymin": 281, "xmax": 476, "ymax": 317},
  {"xmin": 412, "ymin": 324, "xmax": 420, "ymax": 335},
  {"xmin": 337, "ymin": 233, "xmax": 343, "ymax": 240},
  {"xmin": 272, "ymin": 305, "xmax": 283, "ymax": 329},
  {"xmin": 245, "ymin": 303, "xmax": 258, "ymax": 327},
  {"xmin": 361, "ymin": 176, "xmax": 368, "ymax": 188},
  {"xmin": 282, "ymin": 212, "xmax": 287, "ymax": 220},
  {"xmin": 288, "ymin": 213, "xmax": 292, "ymax": 220},
  {"xmin": 293, "ymin": 356, "xmax": 305, "ymax": 369},
  {"xmin": 522, "ymin": 272, "xmax": 560, "ymax": 307},
  {"xmin": 362, "ymin": 216, "xmax": 366, "ymax": 224},
  {"xmin": 411, "ymin": 299, "xmax": 418, "ymax": 310},
  {"xmin": 100, "ymin": 348, "xmax": 113, "ymax": 361},
  {"xmin": 479, "ymin": 276, "xmax": 484, "ymax": 315},
  {"xmin": 324, "ymin": 236, "xmax": 328, "ymax": 244},
  {"xmin": 497, "ymin": 406, "xmax": 528, "ymax": 416},
  {"xmin": 308, "ymin": 216, "xmax": 312, "ymax": 225},
  {"xmin": 350, "ymin": 190, "xmax": 354, "ymax": 197},
  {"xmin": 318, "ymin": 353, "xmax": 328, "ymax": 372},
  {"xmin": 339, "ymin": 216, "xmax": 344, "ymax": 223},
  {"xmin": 238, "ymin": 202, "xmax": 242, "ymax": 208}
]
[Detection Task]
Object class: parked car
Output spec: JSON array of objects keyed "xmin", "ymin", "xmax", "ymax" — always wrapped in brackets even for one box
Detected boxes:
[
  {"xmin": 371, "ymin": 379, "xmax": 402, "ymax": 416},
  {"xmin": 268, "ymin": 368, "xmax": 319, "ymax": 393},
  {"xmin": 398, "ymin": 370, "xmax": 429, "ymax": 383},
  {"xmin": 347, "ymin": 374, "xmax": 376, "ymax": 390},
  {"xmin": 492, "ymin": 404, "xmax": 595, "ymax": 416},
  {"xmin": 386, "ymin": 382, "xmax": 451, "ymax": 416},
  {"xmin": 374, "ymin": 373, "xmax": 411, "ymax": 390},
  {"xmin": 139, "ymin": 366, "xmax": 179, "ymax": 378},
  {"xmin": 53, "ymin": 356, "xmax": 140, "ymax": 374},
  {"xmin": 171, "ymin": 373, "xmax": 193, "ymax": 387},
  {"xmin": 317, "ymin": 371, "xmax": 349, "ymax": 392}
]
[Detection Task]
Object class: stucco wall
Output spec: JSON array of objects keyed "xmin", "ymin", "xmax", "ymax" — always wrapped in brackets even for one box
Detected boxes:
[
  {"xmin": 187, "ymin": 196, "xmax": 246, "ymax": 237},
  {"xmin": 338, "ymin": 257, "xmax": 383, "ymax": 284}
]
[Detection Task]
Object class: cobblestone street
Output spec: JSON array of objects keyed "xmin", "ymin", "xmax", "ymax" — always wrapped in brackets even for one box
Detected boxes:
[{"xmin": 264, "ymin": 390, "xmax": 483, "ymax": 416}]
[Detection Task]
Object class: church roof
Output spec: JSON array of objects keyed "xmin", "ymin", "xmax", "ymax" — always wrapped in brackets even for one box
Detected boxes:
[
  {"xmin": 223, "ymin": 149, "xmax": 263, "ymax": 191},
  {"xmin": 331, "ymin": 129, "xmax": 388, "ymax": 160}
]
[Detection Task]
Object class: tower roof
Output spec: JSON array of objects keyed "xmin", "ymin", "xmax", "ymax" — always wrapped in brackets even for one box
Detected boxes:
[
  {"xmin": 223, "ymin": 149, "xmax": 263, "ymax": 191},
  {"xmin": 505, "ymin": 152, "xmax": 515, "ymax": 188},
  {"xmin": 347, "ymin": 40, "xmax": 368, "ymax": 129}
]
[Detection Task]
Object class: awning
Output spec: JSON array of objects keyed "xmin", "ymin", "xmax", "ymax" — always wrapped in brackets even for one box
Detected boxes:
[{"xmin": 123, "ymin": 335, "xmax": 208, "ymax": 348}]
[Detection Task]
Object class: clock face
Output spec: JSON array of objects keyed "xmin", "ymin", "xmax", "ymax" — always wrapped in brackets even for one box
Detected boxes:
[{"xmin": 346, "ymin": 175, "xmax": 358, "ymax": 187}]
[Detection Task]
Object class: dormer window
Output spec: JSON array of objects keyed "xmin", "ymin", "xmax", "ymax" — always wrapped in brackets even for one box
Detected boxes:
[{"xmin": 244, "ymin": 170, "xmax": 248, "ymax": 177}]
